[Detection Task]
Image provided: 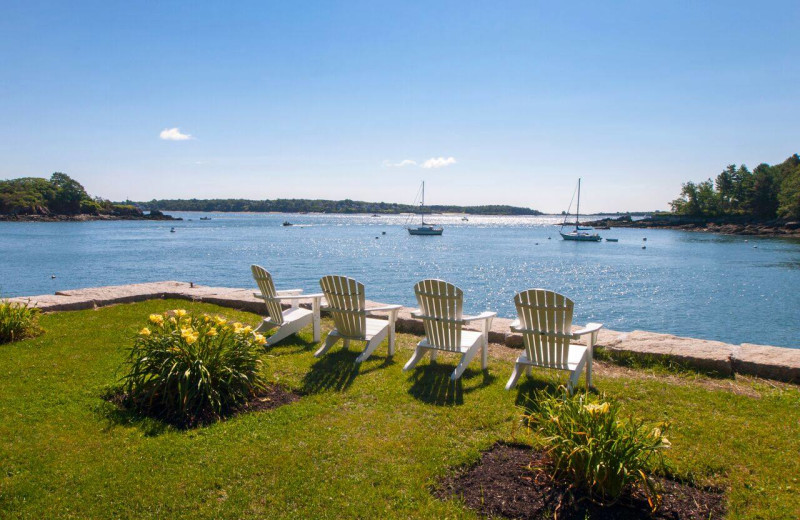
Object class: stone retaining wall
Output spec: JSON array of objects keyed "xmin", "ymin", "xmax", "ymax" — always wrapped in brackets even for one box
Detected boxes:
[{"xmin": 7, "ymin": 281, "xmax": 799, "ymax": 384}]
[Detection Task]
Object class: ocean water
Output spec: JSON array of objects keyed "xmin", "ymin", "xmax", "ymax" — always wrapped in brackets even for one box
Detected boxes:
[{"xmin": 1, "ymin": 212, "xmax": 798, "ymax": 348}]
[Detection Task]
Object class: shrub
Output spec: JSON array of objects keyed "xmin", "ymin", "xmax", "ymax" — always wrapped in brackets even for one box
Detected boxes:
[
  {"xmin": 122, "ymin": 309, "xmax": 267, "ymax": 426},
  {"xmin": 0, "ymin": 300, "xmax": 42, "ymax": 344},
  {"xmin": 521, "ymin": 389, "xmax": 671, "ymax": 510}
]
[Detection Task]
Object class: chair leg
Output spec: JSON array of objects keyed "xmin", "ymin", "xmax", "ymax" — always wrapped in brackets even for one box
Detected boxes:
[
  {"xmin": 505, "ymin": 362, "xmax": 524, "ymax": 390},
  {"xmin": 567, "ymin": 369, "xmax": 582, "ymax": 395},
  {"xmin": 481, "ymin": 337, "xmax": 488, "ymax": 370},
  {"xmin": 312, "ymin": 313, "xmax": 320, "ymax": 343},
  {"xmin": 526, "ymin": 365, "xmax": 533, "ymax": 376},
  {"xmin": 356, "ymin": 330, "xmax": 387, "ymax": 364},
  {"xmin": 314, "ymin": 334, "xmax": 340, "ymax": 358},
  {"xmin": 430, "ymin": 349, "xmax": 438, "ymax": 362},
  {"xmin": 403, "ymin": 346, "xmax": 428, "ymax": 372},
  {"xmin": 255, "ymin": 319, "xmax": 277, "ymax": 334},
  {"xmin": 266, "ymin": 324, "xmax": 296, "ymax": 346},
  {"xmin": 451, "ymin": 343, "xmax": 480, "ymax": 381}
]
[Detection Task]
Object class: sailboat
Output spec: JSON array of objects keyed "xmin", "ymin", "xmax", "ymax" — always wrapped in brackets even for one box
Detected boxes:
[
  {"xmin": 407, "ymin": 181, "xmax": 443, "ymax": 236},
  {"xmin": 560, "ymin": 178, "xmax": 601, "ymax": 242}
]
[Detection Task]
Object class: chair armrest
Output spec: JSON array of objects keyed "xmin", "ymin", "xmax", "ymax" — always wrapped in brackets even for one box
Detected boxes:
[
  {"xmin": 276, "ymin": 289, "xmax": 303, "ymax": 296},
  {"xmin": 253, "ymin": 292, "xmax": 324, "ymax": 301},
  {"xmin": 573, "ymin": 322, "xmax": 603, "ymax": 336},
  {"xmin": 366, "ymin": 304, "xmax": 403, "ymax": 313},
  {"xmin": 463, "ymin": 311, "xmax": 497, "ymax": 323}
]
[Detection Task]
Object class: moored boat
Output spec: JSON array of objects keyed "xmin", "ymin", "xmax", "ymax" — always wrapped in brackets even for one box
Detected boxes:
[{"xmin": 407, "ymin": 181, "xmax": 443, "ymax": 236}]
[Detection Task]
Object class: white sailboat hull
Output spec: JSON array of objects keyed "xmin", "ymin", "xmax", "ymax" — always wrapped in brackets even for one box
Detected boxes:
[
  {"xmin": 560, "ymin": 231, "xmax": 601, "ymax": 242},
  {"xmin": 408, "ymin": 226, "xmax": 443, "ymax": 235}
]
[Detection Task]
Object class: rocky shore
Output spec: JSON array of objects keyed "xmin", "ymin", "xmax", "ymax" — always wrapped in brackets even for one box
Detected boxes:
[
  {"xmin": 582, "ymin": 215, "xmax": 800, "ymax": 237},
  {"xmin": 0, "ymin": 210, "xmax": 179, "ymax": 222}
]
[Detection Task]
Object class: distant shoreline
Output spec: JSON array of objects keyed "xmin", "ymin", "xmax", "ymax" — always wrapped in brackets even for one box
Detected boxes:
[
  {"xmin": 582, "ymin": 215, "xmax": 800, "ymax": 238},
  {"xmin": 0, "ymin": 213, "xmax": 180, "ymax": 222}
]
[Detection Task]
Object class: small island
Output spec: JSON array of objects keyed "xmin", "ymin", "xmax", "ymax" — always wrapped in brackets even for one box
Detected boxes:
[
  {"xmin": 584, "ymin": 153, "xmax": 800, "ymax": 237},
  {"xmin": 0, "ymin": 173, "xmax": 178, "ymax": 221}
]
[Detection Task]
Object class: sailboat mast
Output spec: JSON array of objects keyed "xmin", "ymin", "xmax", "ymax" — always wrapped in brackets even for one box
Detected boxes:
[
  {"xmin": 575, "ymin": 178, "xmax": 581, "ymax": 230},
  {"xmin": 421, "ymin": 181, "xmax": 425, "ymax": 225}
]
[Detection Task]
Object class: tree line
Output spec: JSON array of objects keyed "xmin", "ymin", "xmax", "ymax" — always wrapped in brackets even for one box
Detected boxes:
[
  {"xmin": 140, "ymin": 198, "xmax": 542, "ymax": 215},
  {"xmin": 0, "ymin": 173, "xmax": 141, "ymax": 216},
  {"xmin": 670, "ymin": 154, "xmax": 800, "ymax": 220}
]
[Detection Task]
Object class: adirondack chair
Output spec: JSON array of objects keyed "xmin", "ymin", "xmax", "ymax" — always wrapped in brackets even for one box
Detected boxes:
[
  {"xmin": 315, "ymin": 275, "xmax": 402, "ymax": 363},
  {"xmin": 403, "ymin": 279, "xmax": 496, "ymax": 381},
  {"xmin": 505, "ymin": 289, "xmax": 603, "ymax": 393},
  {"xmin": 251, "ymin": 265, "xmax": 324, "ymax": 346}
]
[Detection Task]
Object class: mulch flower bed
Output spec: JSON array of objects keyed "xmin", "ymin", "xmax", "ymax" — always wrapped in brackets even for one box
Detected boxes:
[
  {"xmin": 435, "ymin": 443, "xmax": 726, "ymax": 520},
  {"xmin": 106, "ymin": 383, "xmax": 301, "ymax": 429}
]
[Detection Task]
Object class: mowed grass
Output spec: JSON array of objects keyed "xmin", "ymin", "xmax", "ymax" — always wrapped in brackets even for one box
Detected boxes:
[{"xmin": 0, "ymin": 300, "xmax": 798, "ymax": 519}]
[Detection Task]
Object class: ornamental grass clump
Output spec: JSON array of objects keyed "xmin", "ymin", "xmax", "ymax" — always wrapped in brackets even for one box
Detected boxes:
[
  {"xmin": 522, "ymin": 389, "xmax": 671, "ymax": 510},
  {"xmin": 122, "ymin": 309, "xmax": 267, "ymax": 426},
  {"xmin": 0, "ymin": 300, "xmax": 42, "ymax": 344}
]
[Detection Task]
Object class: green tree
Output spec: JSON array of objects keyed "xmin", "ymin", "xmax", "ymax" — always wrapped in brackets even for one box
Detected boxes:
[{"xmin": 49, "ymin": 172, "xmax": 89, "ymax": 214}]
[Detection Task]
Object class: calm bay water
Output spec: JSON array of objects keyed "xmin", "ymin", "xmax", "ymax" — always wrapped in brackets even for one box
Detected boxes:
[{"xmin": 1, "ymin": 212, "xmax": 798, "ymax": 348}]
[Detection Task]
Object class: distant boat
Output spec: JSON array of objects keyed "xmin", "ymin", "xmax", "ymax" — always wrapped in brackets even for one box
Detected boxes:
[
  {"xmin": 407, "ymin": 181, "xmax": 443, "ymax": 236},
  {"xmin": 371, "ymin": 214, "xmax": 379, "ymax": 217},
  {"xmin": 560, "ymin": 178, "xmax": 601, "ymax": 242},
  {"xmin": 605, "ymin": 238, "xmax": 619, "ymax": 242},
  {"xmin": 200, "ymin": 217, "xmax": 211, "ymax": 220},
  {"xmin": 282, "ymin": 221, "xmax": 293, "ymax": 227},
  {"xmin": 462, "ymin": 216, "xmax": 469, "ymax": 221},
  {"xmin": 170, "ymin": 227, "xmax": 176, "ymax": 233}
]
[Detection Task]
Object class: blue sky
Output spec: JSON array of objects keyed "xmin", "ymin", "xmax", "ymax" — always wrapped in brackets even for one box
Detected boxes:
[{"xmin": 1, "ymin": 1, "xmax": 798, "ymax": 212}]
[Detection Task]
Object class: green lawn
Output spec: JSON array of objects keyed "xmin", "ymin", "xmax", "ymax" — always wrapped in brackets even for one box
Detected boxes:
[{"xmin": 1, "ymin": 300, "xmax": 798, "ymax": 519}]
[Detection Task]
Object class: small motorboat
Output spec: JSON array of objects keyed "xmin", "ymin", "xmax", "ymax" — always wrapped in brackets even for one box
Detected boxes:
[
  {"xmin": 282, "ymin": 221, "xmax": 293, "ymax": 227},
  {"xmin": 462, "ymin": 216, "xmax": 469, "ymax": 221},
  {"xmin": 170, "ymin": 227, "xmax": 176, "ymax": 233},
  {"xmin": 605, "ymin": 238, "xmax": 619, "ymax": 242},
  {"xmin": 200, "ymin": 217, "xmax": 211, "ymax": 220}
]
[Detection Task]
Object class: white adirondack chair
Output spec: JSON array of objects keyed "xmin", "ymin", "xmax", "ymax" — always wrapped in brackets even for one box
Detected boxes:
[
  {"xmin": 251, "ymin": 265, "xmax": 324, "ymax": 346},
  {"xmin": 505, "ymin": 289, "xmax": 603, "ymax": 393},
  {"xmin": 315, "ymin": 275, "xmax": 402, "ymax": 363},
  {"xmin": 403, "ymin": 279, "xmax": 496, "ymax": 381}
]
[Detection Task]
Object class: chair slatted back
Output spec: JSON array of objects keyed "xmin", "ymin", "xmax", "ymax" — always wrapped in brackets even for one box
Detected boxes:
[
  {"xmin": 319, "ymin": 275, "xmax": 366, "ymax": 339},
  {"xmin": 514, "ymin": 289, "xmax": 574, "ymax": 369},
  {"xmin": 251, "ymin": 265, "xmax": 284, "ymax": 325},
  {"xmin": 414, "ymin": 279, "xmax": 463, "ymax": 351}
]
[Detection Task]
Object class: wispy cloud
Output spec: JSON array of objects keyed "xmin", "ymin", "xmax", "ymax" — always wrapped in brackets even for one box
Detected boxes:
[
  {"xmin": 159, "ymin": 127, "xmax": 193, "ymax": 141},
  {"xmin": 421, "ymin": 156, "xmax": 456, "ymax": 169},
  {"xmin": 382, "ymin": 159, "xmax": 418, "ymax": 168}
]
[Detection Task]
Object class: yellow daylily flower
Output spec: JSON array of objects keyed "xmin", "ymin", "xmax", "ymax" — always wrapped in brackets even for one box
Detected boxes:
[
  {"xmin": 253, "ymin": 333, "xmax": 267, "ymax": 345},
  {"xmin": 139, "ymin": 327, "xmax": 151, "ymax": 336},
  {"xmin": 214, "ymin": 316, "xmax": 227, "ymax": 326},
  {"xmin": 174, "ymin": 309, "xmax": 187, "ymax": 317},
  {"xmin": 583, "ymin": 402, "xmax": 611, "ymax": 416},
  {"xmin": 148, "ymin": 314, "xmax": 164, "ymax": 325},
  {"xmin": 206, "ymin": 327, "xmax": 218, "ymax": 337}
]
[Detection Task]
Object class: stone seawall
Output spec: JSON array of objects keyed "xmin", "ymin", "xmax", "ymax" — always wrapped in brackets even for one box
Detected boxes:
[{"xmin": 7, "ymin": 281, "xmax": 799, "ymax": 384}]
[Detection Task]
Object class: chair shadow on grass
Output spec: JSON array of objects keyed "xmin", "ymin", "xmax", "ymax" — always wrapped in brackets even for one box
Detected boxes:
[
  {"xmin": 263, "ymin": 333, "xmax": 318, "ymax": 357},
  {"xmin": 406, "ymin": 361, "xmax": 496, "ymax": 406},
  {"xmin": 512, "ymin": 369, "xmax": 598, "ymax": 413},
  {"xmin": 300, "ymin": 346, "xmax": 396, "ymax": 394}
]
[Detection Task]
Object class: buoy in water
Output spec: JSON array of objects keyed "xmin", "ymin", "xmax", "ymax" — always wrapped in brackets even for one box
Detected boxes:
[
  {"xmin": 643, "ymin": 237, "xmax": 647, "ymax": 241},
  {"xmin": 51, "ymin": 275, "xmax": 56, "ymax": 279},
  {"xmin": 170, "ymin": 227, "xmax": 176, "ymax": 233},
  {"xmin": 382, "ymin": 231, "xmax": 386, "ymax": 235},
  {"xmin": 642, "ymin": 246, "xmax": 646, "ymax": 249}
]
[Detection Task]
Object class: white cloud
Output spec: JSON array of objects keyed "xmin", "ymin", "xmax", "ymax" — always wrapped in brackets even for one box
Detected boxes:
[
  {"xmin": 382, "ymin": 159, "xmax": 418, "ymax": 168},
  {"xmin": 159, "ymin": 127, "xmax": 193, "ymax": 141},
  {"xmin": 421, "ymin": 156, "xmax": 456, "ymax": 169}
]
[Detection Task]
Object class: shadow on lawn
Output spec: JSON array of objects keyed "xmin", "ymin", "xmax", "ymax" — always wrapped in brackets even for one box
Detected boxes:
[
  {"xmin": 263, "ymin": 335, "xmax": 317, "ymax": 356},
  {"xmin": 406, "ymin": 363, "xmax": 495, "ymax": 406},
  {"xmin": 100, "ymin": 398, "xmax": 173, "ymax": 437},
  {"xmin": 300, "ymin": 347, "xmax": 396, "ymax": 394}
]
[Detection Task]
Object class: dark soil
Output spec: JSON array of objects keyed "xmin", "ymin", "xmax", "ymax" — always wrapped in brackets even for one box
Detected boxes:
[
  {"xmin": 435, "ymin": 443, "xmax": 726, "ymax": 520},
  {"xmin": 106, "ymin": 383, "xmax": 301, "ymax": 429}
]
